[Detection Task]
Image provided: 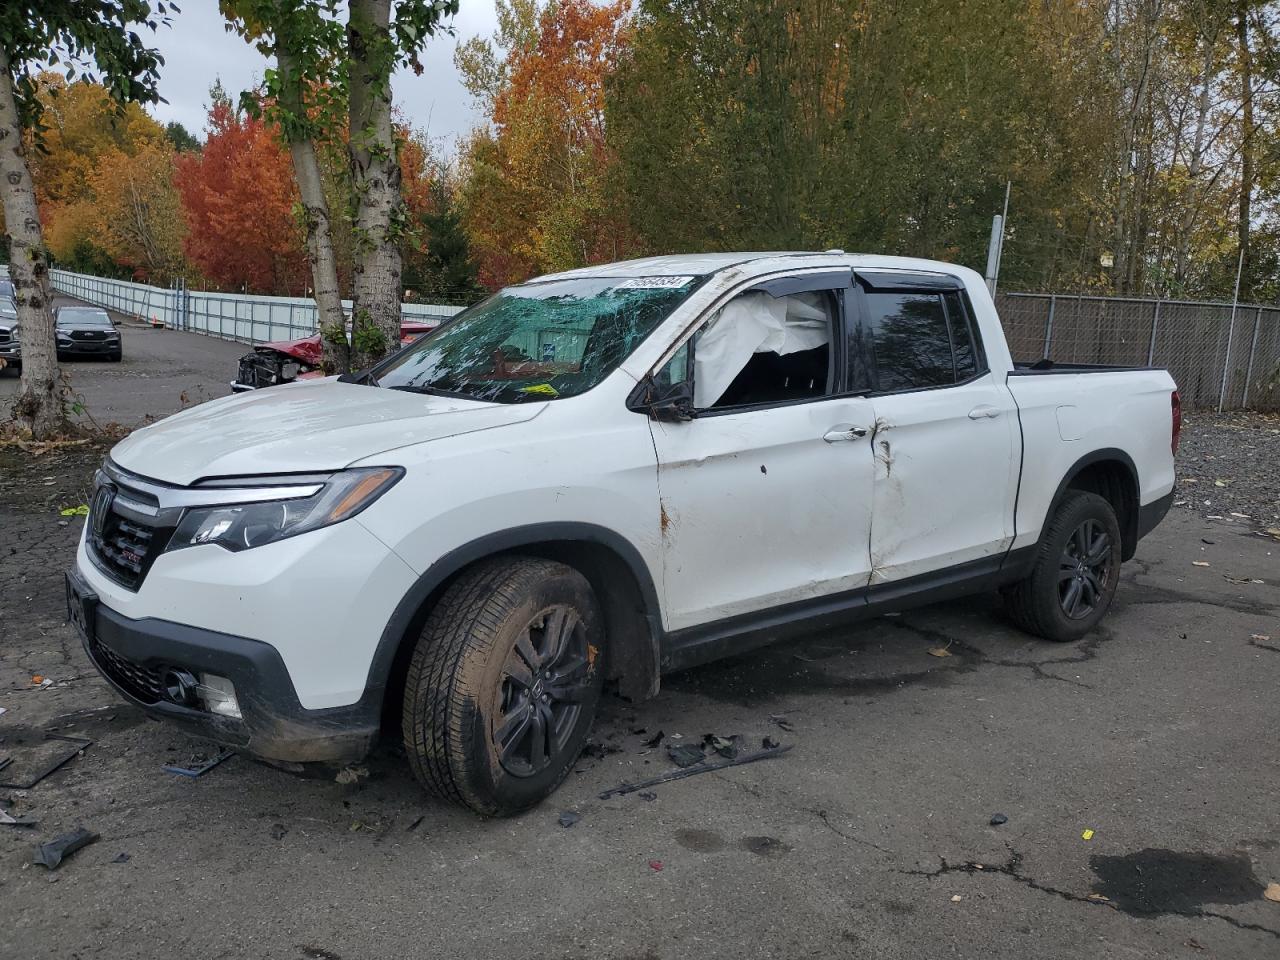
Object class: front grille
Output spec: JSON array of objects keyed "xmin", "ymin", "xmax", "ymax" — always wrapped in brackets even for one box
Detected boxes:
[
  {"xmin": 87, "ymin": 486, "xmax": 174, "ymax": 591},
  {"xmin": 237, "ymin": 351, "xmax": 294, "ymax": 389},
  {"xmin": 0, "ymin": 329, "xmax": 10, "ymax": 345},
  {"xmin": 70, "ymin": 329, "xmax": 109, "ymax": 341},
  {"xmin": 90, "ymin": 639, "xmax": 163, "ymax": 703}
]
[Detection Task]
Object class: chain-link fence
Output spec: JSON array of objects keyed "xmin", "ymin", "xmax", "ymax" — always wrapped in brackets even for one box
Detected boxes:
[
  {"xmin": 995, "ymin": 292, "xmax": 1280, "ymax": 411},
  {"xmin": 49, "ymin": 270, "xmax": 467, "ymax": 345}
]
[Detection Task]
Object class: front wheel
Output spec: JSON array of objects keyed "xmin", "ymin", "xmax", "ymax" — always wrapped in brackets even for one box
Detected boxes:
[
  {"xmin": 1003, "ymin": 491, "xmax": 1122, "ymax": 642},
  {"xmin": 402, "ymin": 556, "xmax": 604, "ymax": 816}
]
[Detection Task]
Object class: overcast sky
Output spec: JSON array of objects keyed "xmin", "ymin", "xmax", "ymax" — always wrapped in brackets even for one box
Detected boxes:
[{"xmin": 144, "ymin": 1, "xmax": 496, "ymax": 153}]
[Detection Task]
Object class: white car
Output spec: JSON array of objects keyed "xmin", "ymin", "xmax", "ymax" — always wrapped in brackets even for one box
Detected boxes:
[{"xmin": 66, "ymin": 252, "xmax": 1178, "ymax": 814}]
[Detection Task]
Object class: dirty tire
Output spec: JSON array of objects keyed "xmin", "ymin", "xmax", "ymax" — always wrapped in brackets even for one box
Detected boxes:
[
  {"xmin": 401, "ymin": 556, "xmax": 604, "ymax": 816},
  {"xmin": 1003, "ymin": 491, "xmax": 1122, "ymax": 643}
]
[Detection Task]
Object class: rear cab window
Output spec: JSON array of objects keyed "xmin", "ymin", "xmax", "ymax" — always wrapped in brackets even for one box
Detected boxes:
[{"xmin": 858, "ymin": 273, "xmax": 988, "ymax": 393}]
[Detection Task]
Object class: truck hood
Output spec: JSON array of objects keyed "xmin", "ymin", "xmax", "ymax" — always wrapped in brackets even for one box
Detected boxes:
[{"xmin": 110, "ymin": 379, "xmax": 544, "ymax": 485}]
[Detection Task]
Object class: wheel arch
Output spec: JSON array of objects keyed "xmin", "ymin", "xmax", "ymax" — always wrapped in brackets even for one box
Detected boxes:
[
  {"xmin": 1040, "ymin": 448, "xmax": 1141, "ymax": 561},
  {"xmin": 368, "ymin": 523, "xmax": 664, "ymax": 732}
]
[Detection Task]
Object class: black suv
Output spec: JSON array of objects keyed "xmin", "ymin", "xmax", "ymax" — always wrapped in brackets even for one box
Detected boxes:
[{"xmin": 55, "ymin": 306, "xmax": 122, "ymax": 361}]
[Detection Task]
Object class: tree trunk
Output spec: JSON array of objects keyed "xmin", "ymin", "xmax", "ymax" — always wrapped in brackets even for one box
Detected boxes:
[
  {"xmin": 1174, "ymin": 20, "xmax": 1220, "ymax": 291},
  {"xmin": 347, "ymin": 0, "xmax": 404, "ymax": 370},
  {"xmin": 1235, "ymin": 0, "xmax": 1254, "ymax": 298},
  {"xmin": 276, "ymin": 47, "xmax": 350, "ymax": 375},
  {"xmin": 0, "ymin": 49, "xmax": 64, "ymax": 439}
]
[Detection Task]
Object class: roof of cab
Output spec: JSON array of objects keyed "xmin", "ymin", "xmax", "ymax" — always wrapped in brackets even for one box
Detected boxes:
[{"xmin": 534, "ymin": 251, "xmax": 980, "ymax": 283}]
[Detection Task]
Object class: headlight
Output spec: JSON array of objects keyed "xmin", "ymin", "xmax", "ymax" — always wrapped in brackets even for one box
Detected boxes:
[{"xmin": 167, "ymin": 466, "xmax": 402, "ymax": 553}]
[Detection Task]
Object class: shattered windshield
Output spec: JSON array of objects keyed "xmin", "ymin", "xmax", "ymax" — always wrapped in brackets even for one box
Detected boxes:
[{"xmin": 374, "ymin": 276, "xmax": 700, "ymax": 403}]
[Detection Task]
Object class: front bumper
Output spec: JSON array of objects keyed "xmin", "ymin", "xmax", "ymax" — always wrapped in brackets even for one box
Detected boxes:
[
  {"xmin": 0, "ymin": 341, "xmax": 20, "ymax": 363},
  {"xmin": 73, "ymin": 569, "xmax": 380, "ymax": 764},
  {"xmin": 58, "ymin": 339, "xmax": 120, "ymax": 354}
]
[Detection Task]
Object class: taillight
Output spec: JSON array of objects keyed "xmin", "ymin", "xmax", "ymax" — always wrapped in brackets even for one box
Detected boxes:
[{"xmin": 1171, "ymin": 389, "xmax": 1182, "ymax": 455}]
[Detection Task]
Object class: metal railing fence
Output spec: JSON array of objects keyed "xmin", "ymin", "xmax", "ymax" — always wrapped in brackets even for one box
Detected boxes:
[{"xmin": 48, "ymin": 269, "xmax": 467, "ymax": 345}]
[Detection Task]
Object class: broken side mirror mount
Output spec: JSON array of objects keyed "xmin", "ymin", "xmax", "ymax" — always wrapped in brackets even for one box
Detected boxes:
[{"xmin": 647, "ymin": 380, "xmax": 695, "ymax": 423}]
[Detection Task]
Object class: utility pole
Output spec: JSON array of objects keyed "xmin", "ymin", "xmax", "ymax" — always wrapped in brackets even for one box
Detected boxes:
[{"xmin": 985, "ymin": 181, "xmax": 1012, "ymax": 295}]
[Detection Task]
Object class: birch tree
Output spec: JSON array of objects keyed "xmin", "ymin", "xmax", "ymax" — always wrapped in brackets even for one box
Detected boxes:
[{"xmin": 0, "ymin": 1, "xmax": 171, "ymax": 438}]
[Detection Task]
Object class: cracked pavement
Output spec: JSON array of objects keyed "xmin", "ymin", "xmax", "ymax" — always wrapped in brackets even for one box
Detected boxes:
[{"xmin": 3, "ymin": 342, "xmax": 1280, "ymax": 958}]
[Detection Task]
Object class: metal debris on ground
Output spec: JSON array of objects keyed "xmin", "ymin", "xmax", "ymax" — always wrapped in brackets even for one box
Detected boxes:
[
  {"xmin": 406, "ymin": 816, "xmax": 425, "ymax": 832},
  {"xmin": 762, "ymin": 736, "xmax": 780, "ymax": 750},
  {"xmin": 32, "ymin": 827, "xmax": 99, "ymax": 869},
  {"xmin": 163, "ymin": 748, "xmax": 234, "ymax": 779},
  {"xmin": 648, "ymin": 860, "xmax": 663, "ymax": 871},
  {"xmin": 333, "ymin": 763, "xmax": 369, "ymax": 785},
  {"xmin": 0, "ymin": 808, "xmax": 38, "ymax": 827},
  {"xmin": 702, "ymin": 734, "xmax": 743, "ymax": 759},
  {"xmin": 667, "ymin": 743, "xmax": 705, "ymax": 768},
  {"xmin": 768, "ymin": 714, "xmax": 795, "ymax": 732},
  {"xmin": 1264, "ymin": 882, "xmax": 1280, "ymax": 904},
  {"xmin": 0, "ymin": 734, "xmax": 92, "ymax": 790},
  {"xmin": 642, "ymin": 730, "xmax": 664, "ymax": 748},
  {"xmin": 989, "ymin": 813, "xmax": 1009, "ymax": 826},
  {"xmin": 558, "ymin": 810, "xmax": 582, "ymax": 828},
  {"xmin": 599, "ymin": 744, "xmax": 794, "ymax": 800},
  {"xmin": 637, "ymin": 791, "xmax": 657, "ymax": 801},
  {"xmin": 1081, "ymin": 828, "xmax": 1095, "ymax": 840},
  {"xmin": 112, "ymin": 852, "xmax": 131, "ymax": 863}
]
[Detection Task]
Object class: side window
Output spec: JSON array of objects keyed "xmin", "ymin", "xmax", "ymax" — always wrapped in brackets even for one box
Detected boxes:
[
  {"xmin": 866, "ymin": 292, "xmax": 954, "ymax": 391},
  {"xmin": 654, "ymin": 340, "xmax": 691, "ymax": 389},
  {"xmin": 692, "ymin": 290, "xmax": 835, "ymax": 409}
]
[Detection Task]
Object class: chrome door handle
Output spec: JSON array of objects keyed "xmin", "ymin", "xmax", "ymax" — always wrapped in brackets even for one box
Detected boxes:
[
  {"xmin": 968, "ymin": 405, "xmax": 1001, "ymax": 420},
  {"xmin": 823, "ymin": 424, "xmax": 869, "ymax": 443}
]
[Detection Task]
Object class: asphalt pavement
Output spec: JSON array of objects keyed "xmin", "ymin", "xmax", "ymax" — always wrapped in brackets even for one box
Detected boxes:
[{"xmin": 0, "ymin": 307, "xmax": 1278, "ymax": 959}]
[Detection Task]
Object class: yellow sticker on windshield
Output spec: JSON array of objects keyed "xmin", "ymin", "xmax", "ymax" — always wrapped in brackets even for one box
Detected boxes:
[{"xmin": 520, "ymin": 383, "xmax": 560, "ymax": 397}]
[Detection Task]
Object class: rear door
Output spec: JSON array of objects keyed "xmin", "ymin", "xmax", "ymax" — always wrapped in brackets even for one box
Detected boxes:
[
  {"xmin": 856, "ymin": 271, "xmax": 1018, "ymax": 584},
  {"xmin": 646, "ymin": 271, "xmax": 877, "ymax": 631}
]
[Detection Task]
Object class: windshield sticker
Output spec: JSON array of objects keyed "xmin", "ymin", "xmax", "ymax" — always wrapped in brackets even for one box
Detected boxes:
[{"xmin": 614, "ymin": 276, "xmax": 695, "ymax": 289}]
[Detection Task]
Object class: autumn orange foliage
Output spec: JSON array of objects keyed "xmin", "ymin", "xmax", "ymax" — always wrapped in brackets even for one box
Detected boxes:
[{"xmin": 174, "ymin": 100, "xmax": 308, "ymax": 294}]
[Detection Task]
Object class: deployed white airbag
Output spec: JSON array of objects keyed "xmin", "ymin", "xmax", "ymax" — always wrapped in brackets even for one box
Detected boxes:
[{"xmin": 693, "ymin": 292, "xmax": 830, "ymax": 407}]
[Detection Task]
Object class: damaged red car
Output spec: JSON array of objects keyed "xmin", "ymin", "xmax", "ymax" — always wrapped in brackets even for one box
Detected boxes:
[{"xmin": 231, "ymin": 320, "xmax": 439, "ymax": 391}]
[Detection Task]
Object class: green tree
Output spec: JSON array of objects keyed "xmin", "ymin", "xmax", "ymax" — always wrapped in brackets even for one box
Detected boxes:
[
  {"xmin": 0, "ymin": 0, "xmax": 173, "ymax": 438},
  {"xmin": 164, "ymin": 119, "xmax": 201, "ymax": 151}
]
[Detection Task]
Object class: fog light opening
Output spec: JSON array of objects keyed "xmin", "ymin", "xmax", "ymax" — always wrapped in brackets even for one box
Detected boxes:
[
  {"xmin": 162, "ymin": 669, "xmax": 199, "ymax": 707},
  {"xmin": 196, "ymin": 673, "xmax": 242, "ymax": 720}
]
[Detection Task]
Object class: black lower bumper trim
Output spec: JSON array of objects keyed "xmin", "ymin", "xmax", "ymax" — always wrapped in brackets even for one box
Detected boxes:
[
  {"xmin": 1137, "ymin": 490, "xmax": 1175, "ymax": 541},
  {"xmin": 83, "ymin": 593, "xmax": 379, "ymax": 764}
]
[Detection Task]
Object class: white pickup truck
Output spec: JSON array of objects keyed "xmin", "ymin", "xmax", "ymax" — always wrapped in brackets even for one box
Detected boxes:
[{"xmin": 66, "ymin": 253, "xmax": 1179, "ymax": 814}]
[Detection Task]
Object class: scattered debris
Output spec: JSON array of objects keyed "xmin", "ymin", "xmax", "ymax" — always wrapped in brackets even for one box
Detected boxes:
[
  {"xmin": 58, "ymin": 505, "xmax": 89, "ymax": 517},
  {"xmin": 1082, "ymin": 828, "xmax": 1095, "ymax": 841},
  {"xmin": 1252, "ymin": 634, "xmax": 1273, "ymax": 643},
  {"xmin": 667, "ymin": 743, "xmax": 705, "ymax": 768},
  {"xmin": 1265, "ymin": 882, "xmax": 1280, "ymax": 904},
  {"xmin": 927, "ymin": 646, "xmax": 953, "ymax": 658},
  {"xmin": 1201, "ymin": 538, "xmax": 1215, "ymax": 545},
  {"xmin": 112, "ymin": 852, "xmax": 131, "ymax": 864},
  {"xmin": 0, "ymin": 706, "xmax": 7, "ymax": 717},
  {"xmin": 407, "ymin": 816, "xmax": 425, "ymax": 832},
  {"xmin": 33, "ymin": 827, "xmax": 99, "ymax": 870},
  {"xmin": 1223, "ymin": 575, "xmax": 1265, "ymax": 585},
  {"xmin": 649, "ymin": 860, "xmax": 664, "ymax": 871},
  {"xmin": 702, "ymin": 734, "xmax": 742, "ymax": 759},
  {"xmin": 768, "ymin": 714, "xmax": 794, "ymax": 732},
  {"xmin": 642, "ymin": 730, "xmax": 664, "ymax": 749},
  {"xmin": 637, "ymin": 791, "xmax": 657, "ymax": 802},
  {"xmin": 0, "ymin": 809, "xmax": 38, "ymax": 827},
  {"xmin": 1086, "ymin": 893, "xmax": 1111, "ymax": 903},
  {"xmin": 0, "ymin": 734, "xmax": 92, "ymax": 790},
  {"xmin": 558, "ymin": 810, "xmax": 582, "ymax": 828},
  {"xmin": 599, "ymin": 744, "xmax": 793, "ymax": 800},
  {"xmin": 762, "ymin": 736, "xmax": 780, "ymax": 750},
  {"xmin": 581, "ymin": 739, "xmax": 622, "ymax": 761},
  {"xmin": 1191, "ymin": 561, "xmax": 1211, "ymax": 568},
  {"xmin": 163, "ymin": 749, "xmax": 234, "ymax": 779},
  {"xmin": 950, "ymin": 894, "xmax": 962, "ymax": 902},
  {"xmin": 332, "ymin": 763, "xmax": 368, "ymax": 785},
  {"xmin": 989, "ymin": 813, "xmax": 1008, "ymax": 826},
  {"xmin": 270, "ymin": 824, "xmax": 289, "ymax": 841}
]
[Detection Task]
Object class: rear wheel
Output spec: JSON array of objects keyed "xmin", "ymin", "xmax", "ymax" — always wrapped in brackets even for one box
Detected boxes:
[
  {"xmin": 1003, "ymin": 491, "xmax": 1122, "ymax": 642},
  {"xmin": 401, "ymin": 556, "xmax": 604, "ymax": 816}
]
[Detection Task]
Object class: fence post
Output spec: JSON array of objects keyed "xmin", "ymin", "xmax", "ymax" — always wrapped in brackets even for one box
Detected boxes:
[
  {"xmin": 1042, "ymin": 295, "xmax": 1056, "ymax": 358},
  {"xmin": 1146, "ymin": 299, "xmax": 1162, "ymax": 366},
  {"xmin": 1217, "ymin": 305, "xmax": 1240, "ymax": 414},
  {"xmin": 1241, "ymin": 306, "xmax": 1264, "ymax": 409}
]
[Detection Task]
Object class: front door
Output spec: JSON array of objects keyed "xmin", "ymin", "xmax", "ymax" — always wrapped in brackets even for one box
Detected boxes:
[{"xmin": 646, "ymin": 277, "xmax": 877, "ymax": 631}]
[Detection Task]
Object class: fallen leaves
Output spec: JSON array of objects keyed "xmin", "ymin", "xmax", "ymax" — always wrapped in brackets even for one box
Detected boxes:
[
  {"xmin": 927, "ymin": 646, "xmax": 953, "ymax": 658},
  {"xmin": 1264, "ymin": 882, "xmax": 1280, "ymax": 903}
]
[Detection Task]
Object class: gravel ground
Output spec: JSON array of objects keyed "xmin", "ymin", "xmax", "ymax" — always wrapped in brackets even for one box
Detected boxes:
[{"xmin": 1175, "ymin": 412, "xmax": 1280, "ymax": 530}]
